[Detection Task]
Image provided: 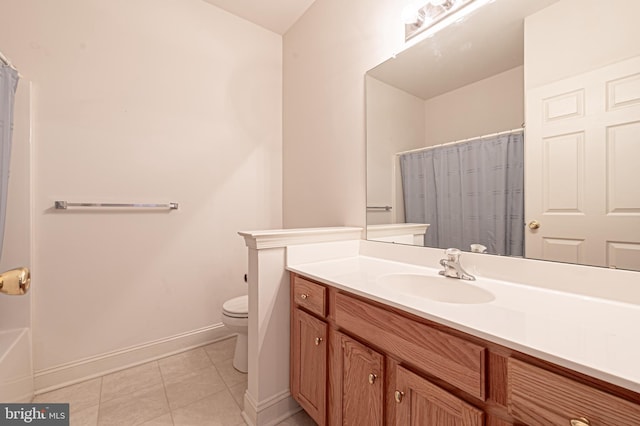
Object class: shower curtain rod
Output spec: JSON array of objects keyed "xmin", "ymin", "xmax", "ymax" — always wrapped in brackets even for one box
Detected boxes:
[{"xmin": 395, "ymin": 127, "xmax": 525, "ymax": 156}]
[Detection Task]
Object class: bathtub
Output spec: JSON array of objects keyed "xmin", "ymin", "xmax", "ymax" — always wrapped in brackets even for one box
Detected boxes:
[{"xmin": 0, "ymin": 328, "xmax": 33, "ymax": 402}]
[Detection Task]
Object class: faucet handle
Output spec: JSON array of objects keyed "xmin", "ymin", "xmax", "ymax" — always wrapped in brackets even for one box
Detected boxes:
[{"xmin": 444, "ymin": 248, "xmax": 461, "ymax": 261}]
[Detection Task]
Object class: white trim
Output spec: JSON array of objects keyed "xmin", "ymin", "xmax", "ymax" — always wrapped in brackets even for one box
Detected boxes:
[
  {"xmin": 0, "ymin": 329, "xmax": 33, "ymax": 403},
  {"xmin": 238, "ymin": 227, "xmax": 363, "ymax": 250},
  {"xmin": 242, "ymin": 388, "xmax": 301, "ymax": 426},
  {"xmin": 367, "ymin": 223, "xmax": 429, "ymax": 239},
  {"xmin": 34, "ymin": 323, "xmax": 231, "ymax": 393},
  {"xmin": 0, "ymin": 376, "xmax": 33, "ymax": 403}
]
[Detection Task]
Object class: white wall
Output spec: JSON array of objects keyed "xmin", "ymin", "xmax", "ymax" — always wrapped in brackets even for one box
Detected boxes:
[
  {"xmin": 0, "ymin": 0, "xmax": 282, "ymax": 379},
  {"xmin": 424, "ymin": 66, "xmax": 523, "ymax": 145},
  {"xmin": 525, "ymin": 0, "xmax": 640, "ymax": 90}
]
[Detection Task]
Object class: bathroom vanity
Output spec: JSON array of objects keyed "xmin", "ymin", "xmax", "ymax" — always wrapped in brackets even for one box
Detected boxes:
[{"xmin": 287, "ymin": 244, "xmax": 640, "ymax": 426}]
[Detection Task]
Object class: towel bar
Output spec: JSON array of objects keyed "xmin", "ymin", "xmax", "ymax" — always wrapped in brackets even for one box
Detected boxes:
[{"xmin": 54, "ymin": 201, "xmax": 179, "ymax": 210}]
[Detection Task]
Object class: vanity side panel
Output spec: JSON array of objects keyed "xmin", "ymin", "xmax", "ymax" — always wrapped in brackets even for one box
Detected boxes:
[{"xmin": 334, "ymin": 292, "xmax": 486, "ymax": 400}]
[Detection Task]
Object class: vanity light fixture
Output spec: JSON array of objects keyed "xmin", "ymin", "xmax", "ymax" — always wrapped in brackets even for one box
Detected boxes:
[{"xmin": 403, "ymin": 0, "xmax": 488, "ymax": 41}]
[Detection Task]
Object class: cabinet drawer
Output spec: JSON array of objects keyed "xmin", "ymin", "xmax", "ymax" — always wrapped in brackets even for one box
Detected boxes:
[
  {"xmin": 334, "ymin": 292, "xmax": 486, "ymax": 400},
  {"xmin": 292, "ymin": 275, "xmax": 327, "ymax": 317},
  {"xmin": 508, "ymin": 358, "xmax": 640, "ymax": 426}
]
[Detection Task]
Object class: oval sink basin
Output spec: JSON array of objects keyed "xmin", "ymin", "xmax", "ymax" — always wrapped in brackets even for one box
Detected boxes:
[{"xmin": 377, "ymin": 273, "xmax": 495, "ymax": 304}]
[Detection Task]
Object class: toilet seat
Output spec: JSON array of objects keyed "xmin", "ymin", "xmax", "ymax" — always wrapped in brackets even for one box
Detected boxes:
[{"xmin": 223, "ymin": 295, "xmax": 248, "ymax": 318}]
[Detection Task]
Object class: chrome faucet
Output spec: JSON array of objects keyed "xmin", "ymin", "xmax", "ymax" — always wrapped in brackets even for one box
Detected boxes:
[{"xmin": 439, "ymin": 248, "xmax": 475, "ymax": 281}]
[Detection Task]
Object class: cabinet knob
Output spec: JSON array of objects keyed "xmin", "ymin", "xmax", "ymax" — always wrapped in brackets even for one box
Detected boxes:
[
  {"xmin": 368, "ymin": 373, "xmax": 377, "ymax": 384},
  {"xmin": 570, "ymin": 418, "xmax": 590, "ymax": 426},
  {"xmin": 314, "ymin": 337, "xmax": 323, "ymax": 346},
  {"xmin": 394, "ymin": 390, "xmax": 404, "ymax": 403},
  {"xmin": 300, "ymin": 293, "xmax": 308, "ymax": 300}
]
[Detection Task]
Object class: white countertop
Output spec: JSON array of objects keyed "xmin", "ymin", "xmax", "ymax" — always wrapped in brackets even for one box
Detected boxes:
[{"xmin": 287, "ymin": 254, "xmax": 640, "ymax": 393}]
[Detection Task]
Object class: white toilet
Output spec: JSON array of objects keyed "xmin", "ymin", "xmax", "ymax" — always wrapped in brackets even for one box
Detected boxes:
[{"xmin": 222, "ymin": 295, "xmax": 248, "ymax": 373}]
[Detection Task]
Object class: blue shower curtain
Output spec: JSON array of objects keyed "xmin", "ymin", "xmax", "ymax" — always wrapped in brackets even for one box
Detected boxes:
[
  {"xmin": 0, "ymin": 63, "xmax": 20, "ymax": 260},
  {"xmin": 399, "ymin": 131, "xmax": 524, "ymax": 256}
]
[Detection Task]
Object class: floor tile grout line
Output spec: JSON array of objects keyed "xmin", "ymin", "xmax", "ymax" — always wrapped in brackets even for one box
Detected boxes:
[
  {"xmin": 157, "ymin": 361, "xmax": 176, "ymax": 426},
  {"xmin": 96, "ymin": 376, "xmax": 103, "ymax": 425}
]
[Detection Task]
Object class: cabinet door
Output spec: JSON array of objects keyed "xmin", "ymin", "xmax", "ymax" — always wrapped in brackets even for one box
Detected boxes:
[
  {"xmin": 394, "ymin": 365, "xmax": 484, "ymax": 426},
  {"xmin": 331, "ymin": 331, "xmax": 384, "ymax": 426},
  {"xmin": 292, "ymin": 308, "xmax": 327, "ymax": 425}
]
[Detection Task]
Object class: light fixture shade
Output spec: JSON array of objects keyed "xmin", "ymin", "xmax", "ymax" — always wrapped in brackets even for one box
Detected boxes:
[
  {"xmin": 404, "ymin": 0, "xmax": 479, "ymax": 41},
  {"xmin": 401, "ymin": 0, "xmax": 425, "ymax": 25}
]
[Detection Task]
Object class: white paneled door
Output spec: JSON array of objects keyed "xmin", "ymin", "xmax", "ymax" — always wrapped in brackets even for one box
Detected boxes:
[{"xmin": 525, "ymin": 56, "xmax": 640, "ymax": 270}]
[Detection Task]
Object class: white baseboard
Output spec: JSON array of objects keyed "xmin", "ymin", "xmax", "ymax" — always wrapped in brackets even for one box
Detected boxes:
[
  {"xmin": 34, "ymin": 323, "xmax": 232, "ymax": 393},
  {"xmin": 0, "ymin": 328, "xmax": 34, "ymax": 403},
  {"xmin": 0, "ymin": 376, "xmax": 34, "ymax": 403},
  {"xmin": 242, "ymin": 388, "xmax": 301, "ymax": 426}
]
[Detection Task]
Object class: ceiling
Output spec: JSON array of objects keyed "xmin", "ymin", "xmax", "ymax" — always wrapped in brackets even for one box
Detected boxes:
[{"xmin": 201, "ymin": 0, "xmax": 316, "ymax": 35}]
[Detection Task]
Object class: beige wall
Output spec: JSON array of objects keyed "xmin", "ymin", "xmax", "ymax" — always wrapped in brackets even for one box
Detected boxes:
[
  {"xmin": 365, "ymin": 66, "xmax": 523, "ymax": 226},
  {"xmin": 366, "ymin": 77, "xmax": 425, "ymax": 225},
  {"xmin": 284, "ymin": 0, "xmax": 640, "ymax": 227},
  {"xmin": 282, "ymin": 0, "xmax": 524, "ymax": 228},
  {"xmin": 525, "ymin": 0, "xmax": 640, "ymax": 89},
  {"xmin": 0, "ymin": 82, "xmax": 32, "ymax": 331},
  {"xmin": 424, "ymin": 66, "xmax": 524, "ymax": 145},
  {"xmin": 0, "ymin": 0, "xmax": 282, "ymax": 374},
  {"xmin": 283, "ymin": 0, "xmax": 407, "ymax": 228}
]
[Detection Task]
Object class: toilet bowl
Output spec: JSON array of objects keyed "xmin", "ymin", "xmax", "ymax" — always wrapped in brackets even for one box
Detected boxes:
[{"xmin": 222, "ymin": 295, "xmax": 248, "ymax": 373}]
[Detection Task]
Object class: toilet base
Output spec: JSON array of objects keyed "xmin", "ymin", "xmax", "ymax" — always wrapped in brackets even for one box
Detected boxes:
[{"xmin": 233, "ymin": 332, "xmax": 248, "ymax": 373}]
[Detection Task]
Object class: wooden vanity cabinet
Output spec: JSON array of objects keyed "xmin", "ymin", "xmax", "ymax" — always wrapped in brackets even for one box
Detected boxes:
[
  {"xmin": 291, "ymin": 276, "xmax": 328, "ymax": 426},
  {"xmin": 289, "ymin": 273, "xmax": 640, "ymax": 426},
  {"xmin": 291, "ymin": 274, "xmax": 487, "ymax": 426}
]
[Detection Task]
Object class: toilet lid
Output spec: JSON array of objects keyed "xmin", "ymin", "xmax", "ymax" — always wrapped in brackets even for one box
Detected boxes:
[{"xmin": 223, "ymin": 295, "xmax": 248, "ymax": 318}]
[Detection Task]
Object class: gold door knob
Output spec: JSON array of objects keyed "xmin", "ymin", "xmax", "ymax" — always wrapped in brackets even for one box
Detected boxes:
[
  {"xmin": 368, "ymin": 373, "xmax": 377, "ymax": 384},
  {"xmin": 314, "ymin": 337, "xmax": 323, "ymax": 346},
  {"xmin": 394, "ymin": 390, "xmax": 404, "ymax": 403},
  {"xmin": 570, "ymin": 418, "xmax": 590, "ymax": 426},
  {"xmin": 0, "ymin": 267, "xmax": 30, "ymax": 295},
  {"xmin": 528, "ymin": 220, "xmax": 541, "ymax": 230},
  {"xmin": 300, "ymin": 293, "xmax": 308, "ymax": 300}
]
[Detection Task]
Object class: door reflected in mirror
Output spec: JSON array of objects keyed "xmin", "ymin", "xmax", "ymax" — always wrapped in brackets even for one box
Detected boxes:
[{"xmin": 365, "ymin": 0, "xmax": 640, "ymax": 271}]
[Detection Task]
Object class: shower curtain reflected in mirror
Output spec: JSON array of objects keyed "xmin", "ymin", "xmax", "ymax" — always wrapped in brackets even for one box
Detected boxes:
[
  {"xmin": 0, "ymin": 63, "xmax": 20, "ymax": 260},
  {"xmin": 400, "ymin": 131, "xmax": 524, "ymax": 256}
]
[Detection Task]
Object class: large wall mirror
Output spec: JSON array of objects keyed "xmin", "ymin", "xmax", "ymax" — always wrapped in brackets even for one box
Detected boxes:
[{"xmin": 366, "ymin": 0, "xmax": 640, "ymax": 271}]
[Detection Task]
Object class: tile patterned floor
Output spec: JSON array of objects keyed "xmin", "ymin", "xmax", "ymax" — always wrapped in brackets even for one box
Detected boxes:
[{"xmin": 34, "ymin": 337, "xmax": 315, "ymax": 426}]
